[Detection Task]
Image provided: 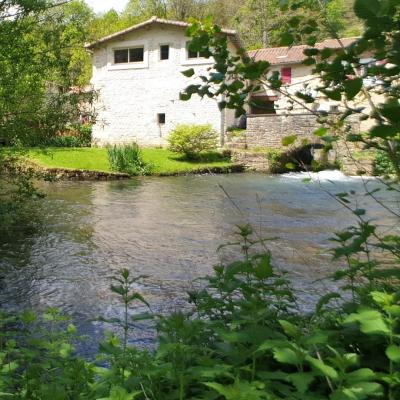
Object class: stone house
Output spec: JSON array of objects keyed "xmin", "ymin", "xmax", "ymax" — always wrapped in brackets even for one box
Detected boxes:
[
  {"xmin": 85, "ymin": 17, "xmax": 240, "ymax": 146},
  {"xmin": 247, "ymin": 38, "xmax": 360, "ymax": 115}
]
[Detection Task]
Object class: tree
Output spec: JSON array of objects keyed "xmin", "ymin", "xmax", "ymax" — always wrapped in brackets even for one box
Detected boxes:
[
  {"xmin": 182, "ymin": 0, "xmax": 398, "ymax": 180},
  {"xmin": 0, "ymin": 0, "xmax": 96, "ymax": 232}
]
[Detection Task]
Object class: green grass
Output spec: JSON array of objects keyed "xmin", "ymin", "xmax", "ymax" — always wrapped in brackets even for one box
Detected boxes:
[{"xmin": 24, "ymin": 147, "xmax": 233, "ymax": 175}]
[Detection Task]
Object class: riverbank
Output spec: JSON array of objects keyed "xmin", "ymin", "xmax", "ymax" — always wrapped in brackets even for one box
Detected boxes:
[{"xmin": 5, "ymin": 147, "xmax": 241, "ymax": 179}]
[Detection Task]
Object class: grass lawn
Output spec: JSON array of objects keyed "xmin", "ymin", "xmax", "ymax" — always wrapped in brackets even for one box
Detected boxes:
[{"xmin": 24, "ymin": 147, "xmax": 233, "ymax": 175}]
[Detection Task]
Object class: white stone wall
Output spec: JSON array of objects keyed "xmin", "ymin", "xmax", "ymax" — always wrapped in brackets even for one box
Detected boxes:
[
  {"xmin": 262, "ymin": 63, "xmax": 379, "ymax": 125},
  {"xmin": 90, "ymin": 25, "xmax": 231, "ymax": 146}
]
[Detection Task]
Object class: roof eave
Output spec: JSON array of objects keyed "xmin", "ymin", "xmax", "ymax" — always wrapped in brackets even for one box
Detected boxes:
[{"xmin": 84, "ymin": 17, "xmax": 240, "ymax": 51}]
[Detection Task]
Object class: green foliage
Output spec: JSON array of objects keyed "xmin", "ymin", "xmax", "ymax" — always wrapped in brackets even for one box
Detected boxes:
[
  {"xmin": 227, "ymin": 128, "xmax": 246, "ymax": 138},
  {"xmin": 265, "ymin": 148, "xmax": 286, "ymax": 173},
  {"xmin": 374, "ymin": 149, "xmax": 399, "ymax": 178},
  {"xmin": 167, "ymin": 124, "xmax": 219, "ymax": 159},
  {"xmin": 0, "ymin": 149, "xmax": 43, "ymax": 239},
  {"xmin": 0, "ymin": 308, "xmax": 95, "ymax": 399},
  {"xmin": 107, "ymin": 144, "xmax": 152, "ymax": 175},
  {"xmin": 1, "ymin": 222, "xmax": 400, "ymax": 399},
  {"xmin": 43, "ymin": 125, "xmax": 92, "ymax": 148},
  {"xmin": 0, "ymin": 1, "xmax": 96, "ymax": 145},
  {"xmin": 183, "ymin": 1, "xmax": 400, "ymax": 181}
]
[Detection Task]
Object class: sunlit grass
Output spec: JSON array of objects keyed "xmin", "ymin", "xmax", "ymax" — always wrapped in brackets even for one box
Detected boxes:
[{"xmin": 24, "ymin": 147, "xmax": 233, "ymax": 175}]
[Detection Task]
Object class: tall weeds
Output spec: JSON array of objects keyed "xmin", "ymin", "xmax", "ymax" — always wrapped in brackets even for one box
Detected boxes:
[{"xmin": 107, "ymin": 143, "xmax": 151, "ymax": 176}]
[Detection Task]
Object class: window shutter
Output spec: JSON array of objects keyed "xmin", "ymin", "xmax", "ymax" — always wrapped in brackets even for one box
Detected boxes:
[{"xmin": 281, "ymin": 67, "xmax": 292, "ymax": 84}]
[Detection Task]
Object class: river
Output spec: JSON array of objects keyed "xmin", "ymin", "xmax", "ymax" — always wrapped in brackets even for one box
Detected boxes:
[{"xmin": 0, "ymin": 171, "xmax": 395, "ymax": 355}]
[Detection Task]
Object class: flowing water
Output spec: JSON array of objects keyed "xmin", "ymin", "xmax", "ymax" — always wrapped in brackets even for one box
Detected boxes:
[{"xmin": 0, "ymin": 171, "xmax": 396, "ymax": 355}]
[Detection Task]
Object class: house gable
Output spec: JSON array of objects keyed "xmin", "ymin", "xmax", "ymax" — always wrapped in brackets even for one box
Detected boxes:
[{"xmin": 89, "ymin": 19, "xmax": 239, "ymax": 147}]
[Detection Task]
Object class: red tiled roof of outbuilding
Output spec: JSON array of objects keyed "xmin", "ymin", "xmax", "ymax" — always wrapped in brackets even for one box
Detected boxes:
[{"xmin": 248, "ymin": 37, "xmax": 358, "ymax": 65}]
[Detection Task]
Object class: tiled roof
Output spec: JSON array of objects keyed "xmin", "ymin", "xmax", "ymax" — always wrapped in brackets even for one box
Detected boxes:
[
  {"xmin": 85, "ymin": 16, "xmax": 241, "ymax": 49},
  {"xmin": 248, "ymin": 37, "xmax": 358, "ymax": 65}
]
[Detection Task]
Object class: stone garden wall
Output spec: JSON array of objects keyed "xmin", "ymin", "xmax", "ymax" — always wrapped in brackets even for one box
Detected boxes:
[
  {"xmin": 226, "ymin": 113, "xmax": 370, "ymax": 174},
  {"xmin": 227, "ymin": 113, "xmax": 323, "ymax": 150}
]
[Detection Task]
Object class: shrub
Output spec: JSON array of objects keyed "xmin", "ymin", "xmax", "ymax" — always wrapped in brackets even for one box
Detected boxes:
[
  {"xmin": 167, "ymin": 124, "xmax": 219, "ymax": 159},
  {"xmin": 39, "ymin": 124, "xmax": 92, "ymax": 148},
  {"xmin": 107, "ymin": 143, "xmax": 150, "ymax": 175},
  {"xmin": 374, "ymin": 149, "xmax": 399, "ymax": 177},
  {"xmin": 227, "ymin": 128, "xmax": 246, "ymax": 138}
]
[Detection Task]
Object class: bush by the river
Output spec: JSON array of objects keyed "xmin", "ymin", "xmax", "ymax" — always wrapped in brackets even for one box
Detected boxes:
[
  {"xmin": 1, "ymin": 224, "xmax": 399, "ymax": 400},
  {"xmin": 43, "ymin": 124, "xmax": 92, "ymax": 148},
  {"xmin": 167, "ymin": 124, "xmax": 219, "ymax": 159},
  {"xmin": 107, "ymin": 143, "xmax": 151, "ymax": 175}
]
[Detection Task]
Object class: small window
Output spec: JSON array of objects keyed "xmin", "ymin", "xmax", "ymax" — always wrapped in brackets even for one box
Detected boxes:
[
  {"xmin": 160, "ymin": 45, "xmax": 169, "ymax": 60},
  {"xmin": 114, "ymin": 49, "xmax": 129, "ymax": 64},
  {"xmin": 281, "ymin": 67, "xmax": 292, "ymax": 84},
  {"xmin": 158, "ymin": 113, "xmax": 165, "ymax": 124},
  {"xmin": 129, "ymin": 47, "xmax": 144, "ymax": 62},
  {"xmin": 114, "ymin": 47, "xmax": 144, "ymax": 64},
  {"xmin": 330, "ymin": 105, "xmax": 339, "ymax": 113}
]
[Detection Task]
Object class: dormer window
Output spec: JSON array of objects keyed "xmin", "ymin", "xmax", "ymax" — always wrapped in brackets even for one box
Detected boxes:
[{"xmin": 114, "ymin": 47, "xmax": 144, "ymax": 64}]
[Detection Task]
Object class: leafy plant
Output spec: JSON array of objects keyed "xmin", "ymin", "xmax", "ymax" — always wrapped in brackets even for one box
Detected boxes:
[
  {"xmin": 167, "ymin": 124, "xmax": 219, "ymax": 159},
  {"xmin": 107, "ymin": 144, "xmax": 151, "ymax": 175},
  {"xmin": 374, "ymin": 150, "xmax": 399, "ymax": 178}
]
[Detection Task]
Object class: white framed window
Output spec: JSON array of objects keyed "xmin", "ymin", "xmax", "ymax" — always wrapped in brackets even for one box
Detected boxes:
[
  {"xmin": 113, "ymin": 46, "xmax": 144, "ymax": 64},
  {"xmin": 180, "ymin": 41, "xmax": 213, "ymax": 66}
]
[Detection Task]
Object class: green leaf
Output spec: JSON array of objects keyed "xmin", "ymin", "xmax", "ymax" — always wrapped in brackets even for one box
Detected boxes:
[
  {"xmin": 322, "ymin": 89, "xmax": 341, "ymax": 101},
  {"xmin": 181, "ymin": 68, "xmax": 195, "ymax": 77},
  {"xmin": 344, "ymin": 309, "xmax": 390, "ymax": 335},
  {"xmin": 67, "ymin": 323, "xmax": 77, "ymax": 334},
  {"xmin": 282, "ymin": 134, "xmax": 297, "ymax": 146},
  {"xmin": 370, "ymin": 291, "xmax": 394, "ymax": 307},
  {"xmin": 273, "ymin": 347, "xmax": 301, "ymax": 365},
  {"xmin": 354, "ymin": 0, "xmax": 380, "ymax": 19},
  {"xmin": 110, "ymin": 285, "xmax": 126, "ymax": 296},
  {"xmin": 331, "ymin": 382, "xmax": 383, "ymax": 400},
  {"xmin": 128, "ymin": 292, "xmax": 150, "ymax": 307},
  {"xmin": 59, "ymin": 343, "xmax": 72, "ymax": 358},
  {"xmin": 98, "ymin": 386, "xmax": 141, "ymax": 400},
  {"xmin": 313, "ymin": 127, "xmax": 328, "ymax": 137},
  {"xmin": 205, "ymin": 380, "xmax": 265, "ymax": 400},
  {"xmin": 306, "ymin": 356, "xmax": 338, "ymax": 379},
  {"xmin": 370, "ymin": 124, "xmax": 399, "ymax": 138},
  {"xmin": 256, "ymin": 339, "xmax": 287, "ymax": 353},
  {"xmin": 179, "ymin": 92, "xmax": 191, "ymax": 101},
  {"xmin": 288, "ymin": 372, "xmax": 315, "ymax": 393},
  {"xmin": 279, "ymin": 320, "xmax": 300, "ymax": 338},
  {"xmin": 386, "ymin": 345, "xmax": 400, "ymax": 363},
  {"xmin": 344, "ymin": 78, "xmax": 363, "ymax": 100},
  {"xmin": 1, "ymin": 361, "xmax": 18, "ymax": 373},
  {"xmin": 345, "ymin": 368, "xmax": 376, "ymax": 384}
]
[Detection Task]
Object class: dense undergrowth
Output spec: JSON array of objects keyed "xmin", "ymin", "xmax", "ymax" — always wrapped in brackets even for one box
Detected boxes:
[{"xmin": 1, "ymin": 218, "xmax": 399, "ymax": 399}]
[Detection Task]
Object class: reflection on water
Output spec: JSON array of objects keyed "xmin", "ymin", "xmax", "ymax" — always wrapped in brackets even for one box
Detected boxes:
[{"xmin": 0, "ymin": 171, "xmax": 396, "ymax": 355}]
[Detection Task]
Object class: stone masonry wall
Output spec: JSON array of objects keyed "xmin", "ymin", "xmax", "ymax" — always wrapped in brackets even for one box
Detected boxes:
[{"xmin": 228, "ymin": 113, "xmax": 322, "ymax": 150}]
